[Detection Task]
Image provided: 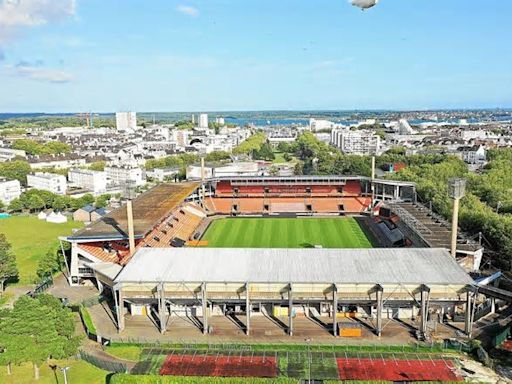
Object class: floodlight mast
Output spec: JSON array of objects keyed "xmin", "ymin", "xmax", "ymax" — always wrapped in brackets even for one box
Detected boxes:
[{"xmin": 448, "ymin": 178, "xmax": 466, "ymax": 258}]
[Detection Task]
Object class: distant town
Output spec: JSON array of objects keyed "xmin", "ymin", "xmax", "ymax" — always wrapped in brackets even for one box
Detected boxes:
[{"xmin": 1, "ymin": 109, "xmax": 510, "ymax": 209}]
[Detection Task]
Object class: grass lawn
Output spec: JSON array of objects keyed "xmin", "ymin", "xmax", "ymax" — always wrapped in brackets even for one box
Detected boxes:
[
  {"xmin": 0, "ymin": 215, "xmax": 83, "ymax": 284},
  {"xmin": 201, "ymin": 217, "xmax": 372, "ymax": 248},
  {"xmin": 0, "ymin": 359, "xmax": 108, "ymax": 384},
  {"xmin": 272, "ymin": 152, "xmax": 297, "ymax": 164}
]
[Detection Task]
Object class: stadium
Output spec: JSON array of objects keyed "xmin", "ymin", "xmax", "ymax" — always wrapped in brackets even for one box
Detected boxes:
[{"xmin": 61, "ymin": 175, "xmax": 488, "ymax": 343}]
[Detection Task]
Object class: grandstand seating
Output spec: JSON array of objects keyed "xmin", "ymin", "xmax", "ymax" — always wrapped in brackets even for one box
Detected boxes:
[
  {"xmin": 342, "ymin": 181, "xmax": 362, "ymax": 196},
  {"xmin": 78, "ymin": 202, "xmax": 207, "ymax": 265}
]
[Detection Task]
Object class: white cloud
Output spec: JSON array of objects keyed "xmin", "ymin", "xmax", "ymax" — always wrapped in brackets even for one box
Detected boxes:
[
  {"xmin": 5, "ymin": 63, "xmax": 73, "ymax": 83},
  {"xmin": 176, "ymin": 5, "xmax": 198, "ymax": 17},
  {"xmin": 0, "ymin": 0, "xmax": 76, "ymax": 44}
]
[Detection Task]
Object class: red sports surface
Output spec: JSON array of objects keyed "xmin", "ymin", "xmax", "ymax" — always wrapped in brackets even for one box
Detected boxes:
[
  {"xmin": 159, "ymin": 354, "xmax": 278, "ymax": 378},
  {"xmin": 336, "ymin": 358, "xmax": 462, "ymax": 382}
]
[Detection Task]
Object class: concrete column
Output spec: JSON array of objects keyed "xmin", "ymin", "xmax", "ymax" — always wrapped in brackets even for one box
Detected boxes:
[
  {"xmin": 126, "ymin": 200, "xmax": 136, "ymax": 256},
  {"xmin": 202, "ymin": 282, "xmax": 208, "ymax": 334},
  {"xmin": 158, "ymin": 283, "xmax": 166, "ymax": 334},
  {"xmin": 490, "ymin": 297, "xmax": 496, "ymax": 314},
  {"xmin": 376, "ymin": 287, "xmax": 384, "ymax": 337},
  {"xmin": 420, "ymin": 285, "xmax": 431, "ymax": 335},
  {"xmin": 465, "ymin": 291, "xmax": 473, "ymax": 336},
  {"xmin": 246, "ymin": 283, "xmax": 251, "ymax": 336},
  {"xmin": 116, "ymin": 287, "xmax": 125, "ymax": 333},
  {"xmin": 332, "ymin": 284, "xmax": 338, "ymax": 337},
  {"xmin": 288, "ymin": 283, "xmax": 293, "ymax": 336},
  {"xmin": 451, "ymin": 198, "xmax": 460, "ymax": 258}
]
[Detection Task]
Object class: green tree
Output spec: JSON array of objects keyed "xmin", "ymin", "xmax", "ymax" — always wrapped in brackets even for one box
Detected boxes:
[
  {"xmin": 7, "ymin": 198, "xmax": 23, "ymax": 212},
  {"xmin": 205, "ymin": 151, "xmax": 231, "ymax": 162},
  {"xmin": 51, "ymin": 195, "xmax": 69, "ymax": 211},
  {"xmin": 0, "ymin": 160, "xmax": 32, "ymax": 185},
  {"xmin": 27, "ymin": 195, "xmax": 45, "ymax": 212},
  {"xmin": 95, "ymin": 194, "xmax": 111, "ymax": 209},
  {"xmin": 36, "ymin": 249, "xmax": 61, "ymax": 280},
  {"xmin": 0, "ymin": 295, "xmax": 79, "ymax": 379},
  {"xmin": 88, "ymin": 161, "xmax": 106, "ymax": 171},
  {"xmin": 0, "ymin": 234, "xmax": 18, "ymax": 292}
]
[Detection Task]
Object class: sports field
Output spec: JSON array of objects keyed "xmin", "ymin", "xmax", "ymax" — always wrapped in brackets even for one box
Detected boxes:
[{"xmin": 201, "ymin": 217, "xmax": 372, "ymax": 248}]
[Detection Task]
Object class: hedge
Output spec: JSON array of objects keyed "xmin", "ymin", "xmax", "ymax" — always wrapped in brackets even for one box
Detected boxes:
[
  {"xmin": 110, "ymin": 374, "xmax": 299, "ymax": 384},
  {"xmin": 79, "ymin": 305, "xmax": 97, "ymax": 335}
]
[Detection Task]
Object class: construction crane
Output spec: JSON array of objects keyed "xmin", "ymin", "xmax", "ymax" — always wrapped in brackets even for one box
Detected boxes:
[{"xmin": 76, "ymin": 112, "xmax": 95, "ymax": 128}]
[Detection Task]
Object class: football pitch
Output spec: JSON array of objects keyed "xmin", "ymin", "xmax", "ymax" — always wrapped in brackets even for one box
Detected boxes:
[{"xmin": 201, "ymin": 217, "xmax": 373, "ymax": 248}]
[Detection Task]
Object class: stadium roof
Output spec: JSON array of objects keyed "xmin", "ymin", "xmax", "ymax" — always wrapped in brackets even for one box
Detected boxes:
[
  {"xmin": 115, "ymin": 248, "xmax": 473, "ymax": 286},
  {"xmin": 68, "ymin": 182, "xmax": 199, "ymax": 241}
]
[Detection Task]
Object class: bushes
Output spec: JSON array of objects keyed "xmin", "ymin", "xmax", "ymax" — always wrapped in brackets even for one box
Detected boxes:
[
  {"xmin": 79, "ymin": 305, "xmax": 97, "ymax": 335},
  {"xmin": 110, "ymin": 374, "xmax": 299, "ymax": 384}
]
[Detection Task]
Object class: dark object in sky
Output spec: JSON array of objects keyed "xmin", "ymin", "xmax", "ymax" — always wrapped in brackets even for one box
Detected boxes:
[{"xmin": 351, "ymin": 0, "xmax": 379, "ymax": 10}]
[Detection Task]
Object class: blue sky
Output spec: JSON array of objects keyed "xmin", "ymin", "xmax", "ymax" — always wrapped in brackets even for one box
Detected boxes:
[{"xmin": 0, "ymin": 0, "xmax": 511, "ymax": 112}]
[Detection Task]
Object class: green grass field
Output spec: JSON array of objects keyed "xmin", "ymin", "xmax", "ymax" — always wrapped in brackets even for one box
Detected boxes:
[
  {"xmin": 0, "ymin": 215, "xmax": 83, "ymax": 284},
  {"xmin": 201, "ymin": 217, "xmax": 372, "ymax": 248}
]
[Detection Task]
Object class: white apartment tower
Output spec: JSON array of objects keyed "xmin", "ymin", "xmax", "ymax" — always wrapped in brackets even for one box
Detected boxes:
[
  {"xmin": 199, "ymin": 113, "xmax": 209, "ymax": 129},
  {"xmin": 68, "ymin": 169, "xmax": 107, "ymax": 195},
  {"xmin": 0, "ymin": 178, "xmax": 21, "ymax": 204},
  {"xmin": 331, "ymin": 129, "xmax": 381, "ymax": 155},
  {"xmin": 116, "ymin": 111, "xmax": 137, "ymax": 131},
  {"xmin": 27, "ymin": 172, "xmax": 67, "ymax": 195}
]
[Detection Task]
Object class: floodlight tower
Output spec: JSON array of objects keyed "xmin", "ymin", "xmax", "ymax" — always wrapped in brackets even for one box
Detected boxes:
[
  {"xmin": 124, "ymin": 179, "xmax": 137, "ymax": 255},
  {"xmin": 200, "ymin": 156, "xmax": 206, "ymax": 206},
  {"xmin": 448, "ymin": 178, "xmax": 466, "ymax": 258}
]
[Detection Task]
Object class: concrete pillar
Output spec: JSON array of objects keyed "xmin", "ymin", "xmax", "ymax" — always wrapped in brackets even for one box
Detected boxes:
[
  {"xmin": 490, "ymin": 297, "xmax": 496, "ymax": 314},
  {"xmin": 246, "ymin": 283, "xmax": 251, "ymax": 336},
  {"xmin": 158, "ymin": 283, "xmax": 166, "ymax": 334},
  {"xmin": 420, "ymin": 285, "xmax": 431, "ymax": 335},
  {"xmin": 116, "ymin": 287, "xmax": 125, "ymax": 333},
  {"xmin": 126, "ymin": 200, "xmax": 136, "ymax": 256},
  {"xmin": 376, "ymin": 286, "xmax": 384, "ymax": 337},
  {"xmin": 465, "ymin": 291, "xmax": 473, "ymax": 336},
  {"xmin": 202, "ymin": 282, "xmax": 208, "ymax": 334},
  {"xmin": 451, "ymin": 198, "xmax": 460, "ymax": 258},
  {"xmin": 288, "ymin": 283, "xmax": 293, "ymax": 336},
  {"xmin": 332, "ymin": 284, "xmax": 338, "ymax": 337}
]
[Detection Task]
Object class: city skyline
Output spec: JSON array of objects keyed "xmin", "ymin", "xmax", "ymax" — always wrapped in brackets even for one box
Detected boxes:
[{"xmin": 0, "ymin": 0, "xmax": 511, "ymax": 112}]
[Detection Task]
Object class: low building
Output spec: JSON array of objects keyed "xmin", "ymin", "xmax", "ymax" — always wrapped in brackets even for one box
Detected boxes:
[
  {"xmin": 27, "ymin": 172, "xmax": 67, "ymax": 195},
  {"xmin": 0, "ymin": 148, "xmax": 26, "ymax": 162},
  {"xmin": 105, "ymin": 166, "xmax": 146, "ymax": 187},
  {"xmin": 0, "ymin": 178, "xmax": 21, "ymax": 204},
  {"xmin": 146, "ymin": 167, "xmax": 180, "ymax": 182},
  {"xmin": 73, "ymin": 205, "xmax": 107, "ymax": 223},
  {"xmin": 68, "ymin": 168, "xmax": 107, "ymax": 195},
  {"xmin": 458, "ymin": 145, "xmax": 486, "ymax": 164}
]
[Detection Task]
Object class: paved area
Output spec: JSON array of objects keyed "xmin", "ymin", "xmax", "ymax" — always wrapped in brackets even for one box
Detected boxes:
[
  {"xmin": 89, "ymin": 301, "xmax": 464, "ymax": 345},
  {"xmin": 48, "ymin": 273, "xmax": 98, "ymax": 303}
]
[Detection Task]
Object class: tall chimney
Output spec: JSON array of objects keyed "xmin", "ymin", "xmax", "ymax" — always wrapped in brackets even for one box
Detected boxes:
[{"xmin": 126, "ymin": 199, "xmax": 136, "ymax": 255}]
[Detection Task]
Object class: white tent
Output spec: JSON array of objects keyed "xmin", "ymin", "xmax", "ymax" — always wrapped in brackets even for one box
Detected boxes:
[
  {"xmin": 46, "ymin": 211, "xmax": 68, "ymax": 224},
  {"xmin": 37, "ymin": 211, "xmax": 47, "ymax": 220}
]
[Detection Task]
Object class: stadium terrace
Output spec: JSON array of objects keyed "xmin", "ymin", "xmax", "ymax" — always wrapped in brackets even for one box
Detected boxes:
[{"xmin": 61, "ymin": 175, "xmax": 482, "ymax": 339}]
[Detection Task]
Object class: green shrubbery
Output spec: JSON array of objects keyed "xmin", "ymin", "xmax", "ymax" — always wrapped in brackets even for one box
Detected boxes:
[{"xmin": 110, "ymin": 374, "xmax": 299, "ymax": 384}]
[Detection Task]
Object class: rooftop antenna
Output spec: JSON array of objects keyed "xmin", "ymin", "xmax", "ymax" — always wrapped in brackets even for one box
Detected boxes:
[
  {"xmin": 448, "ymin": 178, "xmax": 466, "ymax": 258},
  {"xmin": 123, "ymin": 179, "xmax": 137, "ymax": 256}
]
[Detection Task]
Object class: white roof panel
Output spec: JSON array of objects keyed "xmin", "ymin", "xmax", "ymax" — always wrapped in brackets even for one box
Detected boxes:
[{"xmin": 115, "ymin": 248, "xmax": 473, "ymax": 285}]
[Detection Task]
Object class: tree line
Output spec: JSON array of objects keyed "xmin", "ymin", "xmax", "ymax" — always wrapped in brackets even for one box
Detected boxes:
[{"xmin": 4, "ymin": 189, "xmax": 112, "ymax": 213}]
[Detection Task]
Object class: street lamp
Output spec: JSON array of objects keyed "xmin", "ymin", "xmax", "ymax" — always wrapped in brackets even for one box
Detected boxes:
[
  {"xmin": 305, "ymin": 337, "xmax": 312, "ymax": 384},
  {"xmin": 60, "ymin": 366, "xmax": 70, "ymax": 384},
  {"xmin": 448, "ymin": 178, "xmax": 466, "ymax": 258}
]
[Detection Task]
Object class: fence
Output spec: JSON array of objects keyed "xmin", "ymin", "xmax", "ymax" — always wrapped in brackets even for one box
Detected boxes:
[
  {"xmin": 26, "ymin": 276, "xmax": 53, "ymax": 298},
  {"xmin": 492, "ymin": 325, "xmax": 511, "ymax": 348},
  {"xmin": 79, "ymin": 350, "xmax": 128, "ymax": 373}
]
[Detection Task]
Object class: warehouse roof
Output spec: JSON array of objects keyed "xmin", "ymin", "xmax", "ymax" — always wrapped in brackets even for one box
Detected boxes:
[
  {"xmin": 115, "ymin": 248, "xmax": 472, "ymax": 285},
  {"xmin": 68, "ymin": 182, "xmax": 199, "ymax": 241}
]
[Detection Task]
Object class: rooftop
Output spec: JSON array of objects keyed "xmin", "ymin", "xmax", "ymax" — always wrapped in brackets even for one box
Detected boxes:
[
  {"xmin": 68, "ymin": 182, "xmax": 199, "ymax": 241},
  {"xmin": 115, "ymin": 247, "xmax": 473, "ymax": 286}
]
